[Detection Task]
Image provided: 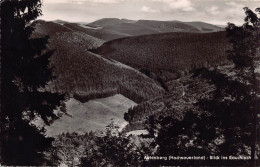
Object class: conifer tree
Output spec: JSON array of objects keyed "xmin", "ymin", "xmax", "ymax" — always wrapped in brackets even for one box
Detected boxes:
[{"xmin": 1, "ymin": 0, "xmax": 64, "ymax": 165}]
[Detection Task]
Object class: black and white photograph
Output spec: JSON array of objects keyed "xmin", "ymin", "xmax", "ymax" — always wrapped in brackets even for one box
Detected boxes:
[{"xmin": 0, "ymin": 0, "xmax": 260, "ymax": 166}]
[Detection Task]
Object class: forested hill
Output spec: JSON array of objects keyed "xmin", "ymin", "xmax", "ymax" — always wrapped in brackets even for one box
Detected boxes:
[
  {"xmin": 90, "ymin": 30, "xmax": 231, "ymax": 131},
  {"xmin": 42, "ymin": 31, "xmax": 164, "ymax": 103},
  {"xmin": 93, "ymin": 31, "xmax": 230, "ymax": 74}
]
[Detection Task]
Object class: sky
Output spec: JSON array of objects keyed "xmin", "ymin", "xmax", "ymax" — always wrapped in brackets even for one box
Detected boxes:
[{"xmin": 40, "ymin": 0, "xmax": 260, "ymax": 25}]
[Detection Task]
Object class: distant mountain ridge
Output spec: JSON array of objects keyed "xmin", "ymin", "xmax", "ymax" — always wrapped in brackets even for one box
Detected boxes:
[
  {"xmin": 88, "ymin": 18, "xmax": 137, "ymax": 27},
  {"xmin": 33, "ymin": 18, "xmax": 224, "ymax": 41},
  {"xmin": 87, "ymin": 18, "xmax": 224, "ymax": 34},
  {"xmin": 184, "ymin": 21, "xmax": 224, "ymax": 32}
]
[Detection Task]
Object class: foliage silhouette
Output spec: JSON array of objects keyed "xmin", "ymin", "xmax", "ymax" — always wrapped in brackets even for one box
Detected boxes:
[{"xmin": 1, "ymin": 0, "xmax": 64, "ymax": 165}]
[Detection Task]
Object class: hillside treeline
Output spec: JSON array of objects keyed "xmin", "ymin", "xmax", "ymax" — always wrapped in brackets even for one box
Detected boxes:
[{"xmin": 46, "ymin": 32, "xmax": 164, "ymax": 103}]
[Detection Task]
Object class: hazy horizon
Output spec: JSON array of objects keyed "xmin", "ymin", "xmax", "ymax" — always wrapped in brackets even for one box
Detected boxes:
[
  {"xmin": 43, "ymin": 17, "xmax": 228, "ymax": 26},
  {"xmin": 40, "ymin": 0, "xmax": 260, "ymax": 26}
]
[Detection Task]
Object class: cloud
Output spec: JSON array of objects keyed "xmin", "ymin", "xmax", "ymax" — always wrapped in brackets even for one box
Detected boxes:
[
  {"xmin": 141, "ymin": 6, "xmax": 160, "ymax": 13},
  {"xmin": 207, "ymin": 6, "xmax": 220, "ymax": 15},
  {"xmin": 225, "ymin": 1, "xmax": 245, "ymax": 17},
  {"xmin": 153, "ymin": 0, "xmax": 195, "ymax": 12}
]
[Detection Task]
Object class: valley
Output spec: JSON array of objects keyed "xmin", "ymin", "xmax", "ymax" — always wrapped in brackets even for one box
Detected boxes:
[{"xmin": 31, "ymin": 18, "xmax": 229, "ymax": 135}]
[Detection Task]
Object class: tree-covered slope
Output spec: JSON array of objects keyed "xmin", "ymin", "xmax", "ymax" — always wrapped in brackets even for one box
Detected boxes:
[
  {"xmin": 93, "ymin": 31, "xmax": 230, "ymax": 74},
  {"xmin": 46, "ymin": 31, "xmax": 164, "ymax": 103}
]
